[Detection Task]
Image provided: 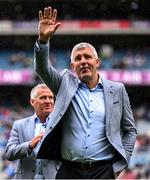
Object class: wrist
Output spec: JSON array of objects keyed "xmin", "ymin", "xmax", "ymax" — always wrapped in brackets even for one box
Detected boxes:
[
  {"xmin": 38, "ymin": 35, "xmax": 50, "ymax": 44},
  {"xmin": 28, "ymin": 142, "xmax": 33, "ymax": 150},
  {"xmin": 27, "ymin": 142, "xmax": 33, "ymax": 153},
  {"xmin": 38, "ymin": 39, "xmax": 48, "ymax": 44}
]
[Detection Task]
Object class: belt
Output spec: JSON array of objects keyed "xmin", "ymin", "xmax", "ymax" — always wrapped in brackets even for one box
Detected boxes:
[{"xmin": 62, "ymin": 159, "xmax": 111, "ymax": 170}]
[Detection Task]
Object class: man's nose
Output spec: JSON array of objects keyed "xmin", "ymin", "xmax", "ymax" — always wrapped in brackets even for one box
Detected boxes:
[
  {"xmin": 80, "ymin": 57, "xmax": 86, "ymax": 64},
  {"xmin": 45, "ymin": 97, "xmax": 52, "ymax": 102}
]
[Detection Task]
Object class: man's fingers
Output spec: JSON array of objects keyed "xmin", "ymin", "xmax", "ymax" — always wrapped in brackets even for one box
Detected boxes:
[
  {"xmin": 44, "ymin": 7, "xmax": 47, "ymax": 18},
  {"xmin": 52, "ymin": 9, "xmax": 57, "ymax": 22},
  {"xmin": 39, "ymin": 11, "xmax": 43, "ymax": 20},
  {"xmin": 48, "ymin": 6, "xmax": 52, "ymax": 19},
  {"xmin": 33, "ymin": 136, "xmax": 42, "ymax": 143},
  {"xmin": 39, "ymin": 6, "xmax": 57, "ymax": 21}
]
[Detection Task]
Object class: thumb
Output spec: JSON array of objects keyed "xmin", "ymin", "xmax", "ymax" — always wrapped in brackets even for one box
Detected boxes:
[
  {"xmin": 53, "ymin": 22, "xmax": 61, "ymax": 33},
  {"xmin": 39, "ymin": 131, "xmax": 44, "ymax": 136}
]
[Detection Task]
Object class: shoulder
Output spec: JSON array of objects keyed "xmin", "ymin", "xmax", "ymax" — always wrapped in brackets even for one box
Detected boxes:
[
  {"xmin": 13, "ymin": 115, "xmax": 34, "ymax": 127},
  {"xmin": 103, "ymin": 77, "xmax": 124, "ymax": 86},
  {"xmin": 108, "ymin": 79, "xmax": 124, "ymax": 88},
  {"xmin": 60, "ymin": 69, "xmax": 77, "ymax": 79},
  {"xmin": 102, "ymin": 78, "xmax": 126, "ymax": 94}
]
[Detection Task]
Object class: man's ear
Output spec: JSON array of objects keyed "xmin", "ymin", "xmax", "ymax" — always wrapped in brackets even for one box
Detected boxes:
[
  {"xmin": 96, "ymin": 59, "xmax": 101, "ymax": 68},
  {"xmin": 70, "ymin": 62, "xmax": 75, "ymax": 71},
  {"xmin": 30, "ymin": 99, "xmax": 34, "ymax": 107}
]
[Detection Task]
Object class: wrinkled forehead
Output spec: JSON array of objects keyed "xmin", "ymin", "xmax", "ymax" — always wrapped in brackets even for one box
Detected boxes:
[
  {"xmin": 71, "ymin": 43, "xmax": 98, "ymax": 62},
  {"xmin": 73, "ymin": 47, "xmax": 92, "ymax": 53},
  {"xmin": 72, "ymin": 47, "xmax": 95, "ymax": 58},
  {"xmin": 36, "ymin": 88, "xmax": 53, "ymax": 97}
]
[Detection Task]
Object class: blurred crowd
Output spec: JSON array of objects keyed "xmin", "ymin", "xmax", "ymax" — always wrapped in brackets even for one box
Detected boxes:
[
  {"xmin": 0, "ymin": 105, "xmax": 33, "ymax": 179},
  {"xmin": 0, "ymin": 46, "xmax": 150, "ymax": 71},
  {"xmin": 0, "ymin": 0, "xmax": 148, "ymax": 21}
]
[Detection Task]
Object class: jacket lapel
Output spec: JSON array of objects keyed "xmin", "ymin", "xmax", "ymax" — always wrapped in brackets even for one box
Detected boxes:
[
  {"xmin": 26, "ymin": 116, "xmax": 35, "ymax": 140},
  {"xmin": 45, "ymin": 75, "xmax": 79, "ymax": 132}
]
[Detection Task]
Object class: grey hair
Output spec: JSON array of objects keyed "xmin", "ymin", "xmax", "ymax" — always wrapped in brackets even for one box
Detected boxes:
[
  {"xmin": 71, "ymin": 42, "xmax": 99, "ymax": 62},
  {"xmin": 30, "ymin": 84, "xmax": 49, "ymax": 99}
]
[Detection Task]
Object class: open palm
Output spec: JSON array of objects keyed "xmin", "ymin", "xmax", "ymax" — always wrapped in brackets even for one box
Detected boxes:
[{"xmin": 38, "ymin": 6, "xmax": 61, "ymax": 42}]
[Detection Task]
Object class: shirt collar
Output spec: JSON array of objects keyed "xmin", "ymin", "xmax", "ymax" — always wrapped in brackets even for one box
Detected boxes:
[
  {"xmin": 34, "ymin": 113, "xmax": 49, "ymax": 124},
  {"xmin": 78, "ymin": 74, "xmax": 103, "ymax": 89}
]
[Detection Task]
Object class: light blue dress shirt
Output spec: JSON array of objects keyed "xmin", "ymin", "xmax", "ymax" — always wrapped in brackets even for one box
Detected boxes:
[
  {"xmin": 61, "ymin": 78, "xmax": 115, "ymax": 162},
  {"xmin": 34, "ymin": 114, "xmax": 49, "ymax": 136},
  {"xmin": 34, "ymin": 114, "xmax": 49, "ymax": 154}
]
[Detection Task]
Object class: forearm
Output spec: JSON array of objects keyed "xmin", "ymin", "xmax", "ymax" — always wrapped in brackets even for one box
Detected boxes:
[
  {"xmin": 34, "ymin": 41, "xmax": 50, "ymax": 76},
  {"xmin": 5, "ymin": 141, "xmax": 30, "ymax": 161},
  {"xmin": 34, "ymin": 40, "xmax": 62, "ymax": 94}
]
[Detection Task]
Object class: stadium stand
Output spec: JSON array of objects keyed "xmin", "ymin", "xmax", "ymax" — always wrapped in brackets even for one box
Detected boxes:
[{"xmin": 1, "ymin": 48, "xmax": 150, "ymax": 70}]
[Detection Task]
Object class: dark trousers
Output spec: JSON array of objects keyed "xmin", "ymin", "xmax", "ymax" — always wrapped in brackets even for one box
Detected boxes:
[{"xmin": 56, "ymin": 161, "xmax": 115, "ymax": 179}]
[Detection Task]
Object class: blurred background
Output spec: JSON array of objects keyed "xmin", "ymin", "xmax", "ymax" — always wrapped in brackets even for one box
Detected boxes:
[{"xmin": 0, "ymin": 0, "xmax": 150, "ymax": 179}]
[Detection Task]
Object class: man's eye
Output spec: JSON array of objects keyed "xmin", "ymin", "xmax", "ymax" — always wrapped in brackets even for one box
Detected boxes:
[
  {"xmin": 74, "ymin": 57, "xmax": 81, "ymax": 61},
  {"xmin": 40, "ymin": 97, "xmax": 45, "ymax": 100},
  {"xmin": 84, "ymin": 55, "xmax": 91, "ymax": 59}
]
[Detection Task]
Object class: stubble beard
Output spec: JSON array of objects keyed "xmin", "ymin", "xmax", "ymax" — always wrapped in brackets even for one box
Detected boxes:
[{"xmin": 80, "ymin": 74, "xmax": 92, "ymax": 84}]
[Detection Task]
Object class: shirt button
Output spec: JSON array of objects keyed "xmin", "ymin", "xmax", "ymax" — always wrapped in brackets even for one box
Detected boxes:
[
  {"xmin": 87, "ymin": 134, "xmax": 90, "ymax": 137},
  {"xmin": 49, "ymin": 126, "xmax": 53, "ymax": 130},
  {"xmin": 85, "ymin": 147, "xmax": 88, "ymax": 149}
]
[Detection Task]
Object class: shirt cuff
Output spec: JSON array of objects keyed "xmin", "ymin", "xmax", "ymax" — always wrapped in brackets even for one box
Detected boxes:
[{"xmin": 35, "ymin": 40, "xmax": 49, "ymax": 51}]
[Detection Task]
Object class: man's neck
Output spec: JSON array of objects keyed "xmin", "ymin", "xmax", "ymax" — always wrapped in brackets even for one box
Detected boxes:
[
  {"xmin": 85, "ymin": 74, "xmax": 99, "ymax": 89},
  {"xmin": 37, "ymin": 115, "xmax": 48, "ymax": 123}
]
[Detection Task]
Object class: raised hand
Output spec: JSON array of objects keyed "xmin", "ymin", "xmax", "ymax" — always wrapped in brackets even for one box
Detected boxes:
[{"xmin": 38, "ymin": 6, "xmax": 61, "ymax": 42}]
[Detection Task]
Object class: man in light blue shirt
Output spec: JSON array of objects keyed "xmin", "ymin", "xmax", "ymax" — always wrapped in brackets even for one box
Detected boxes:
[
  {"xmin": 34, "ymin": 6, "xmax": 137, "ymax": 179},
  {"xmin": 61, "ymin": 79, "xmax": 115, "ymax": 162}
]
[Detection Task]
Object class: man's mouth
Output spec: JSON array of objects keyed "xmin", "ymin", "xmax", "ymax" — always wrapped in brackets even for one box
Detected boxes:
[
  {"xmin": 44, "ymin": 106, "xmax": 52, "ymax": 109},
  {"xmin": 80, "ymin": 67, "xmax": 90, "ymax": 72}
]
